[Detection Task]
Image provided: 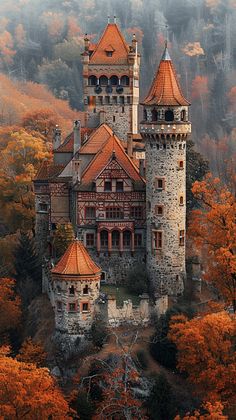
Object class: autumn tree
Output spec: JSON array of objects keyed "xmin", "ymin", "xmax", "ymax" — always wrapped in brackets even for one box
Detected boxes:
[
  {"xmin": 189, "ymin": 174, "xmax": 236, "ymax": 311},
  {"xmin": 0, "ymin": 351, "xmax": 70, "ymax": 418},
  {"xmin": 0, "ymin": 278, "xmax": 21, "ymax": 339},
  {"xmin": 16, "ymin": 338, "xmax": 47, "ymax": 367},
  {"xmin": 174, "ymin": 401, "xmax": 227, "ymax": 419},
  {"xmin": 53, "ymin": 223, "xmax": 75, "ymax": 258},
  {"xmin": 169, "ymin": 311, "xmax": 236, "ymax": 406},
  {"xmin": 0, "ymin": 128, "xmax": 51, "ymax": 233},
  {"xmin": 21, "ymin": 108, "xmax": 60, "ymax": 142}
]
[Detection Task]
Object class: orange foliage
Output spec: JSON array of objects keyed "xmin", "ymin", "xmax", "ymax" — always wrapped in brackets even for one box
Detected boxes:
[
  {"xmin": 0, "ymin": 353, "xmax": 70, "ymax": 418},
  {"xmin": 175, "ymin": 401, "xmax": 227, "ymax": 419},
  {"xmin": 227, "ymin": 86, "xmax": 236, "ymax": 112},
  {"xmin": 191, "ymin": 76, "xmax": 209, "ymax": 100},
  {"xmin": 0, "ymin": 30, "xmax": 16, "ymax": 66},
  {"xmin": 67, "ymin": 16, "xmax": 82, "ymax": 39},
  {"xmin": 169, "ymin": 312, "xmax": 236, "ymax": 406},
  {"xmin": 0, "ymin": 73, "xmax": 78, "ymax": 135},
  {"xmin": 189, "ymin": 174, "xmax": 236, "ymax": 310},
  {"xmin": 0, "ymin": 278, "xmax": 21, "ymax": 336},
  {"xmin": 16, "ymin": 338, "xmax": 47, "ymax": 367},
  {"xmin": 22, "ymin": 108, "xmax": 61, "ymax": 142}
]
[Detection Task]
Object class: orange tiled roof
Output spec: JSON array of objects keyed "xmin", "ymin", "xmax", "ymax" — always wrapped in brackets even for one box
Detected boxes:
[
  {"xmin": 80, "ymin": 124, "xmax": 113, "ymax": 154},
  {"xmin": 35, "ymin": 161, "xmax": 65, "ymax": 181},
  {"xmin": 143, "ymin": 46, "xmax": 190, "ymax": 106},
  {"xmin": 90, "ymin": 23, "xmax": 129, "ymax": 65},
  {"xmin": 51, "ymin": 239, "xmax": 101, "ymax": 278},
  {"xmin": 82, "ymin": 125, "xmax": 144, "ymax": 183},
  {"xmin": 56, "ymin": 128, "xmax": 94, "ymax": 153}
]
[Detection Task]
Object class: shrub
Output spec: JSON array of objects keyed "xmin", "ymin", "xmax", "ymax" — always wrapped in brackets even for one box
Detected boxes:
[
  {"xmin": 90, "ymin": 320, "xmax": 107, "ymax": 348},
  {"xmin": 146, "ymin": 373, "xmax": 177, "ymax": 420},
  {"xmin": 136, "ymin": 350, "xmax": 149, "ymax": 369}
]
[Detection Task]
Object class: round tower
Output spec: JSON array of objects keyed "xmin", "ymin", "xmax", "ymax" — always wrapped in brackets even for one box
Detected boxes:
[
  {"xmin": 140, "ymin": 44, "xmax": 191, "ymax": 296},
  {"xmin": 51, "ymin": 239, "xmax": 101, "ymax": 335}
]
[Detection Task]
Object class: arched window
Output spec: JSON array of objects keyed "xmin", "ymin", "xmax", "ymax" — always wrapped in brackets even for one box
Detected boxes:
[
  {"xmin": 143, "ymin": 109, "xmax": 147, "ymax": 121},
  {"xmin": 123, "ymin": 230, "xmax": 131, "ymax": 248},
  {"xmin": 88, "ymin": 75, "xmax": 97, "ymax": 86},
  {"xmin": 69, "ymin": 285, "xmax": 75, "ymax": 295},
  {"xmin": 181, "ymin": 109, "xmax": 186, "ymax": 121},
  {"xmin": 165, "ymin": 109, "xmax": 174, "ymax": 122},
  {"xmin": 100, "ymin": 230, "xmax": 108, "ymax": 248},
  {"xmin": 112, "ymin": 230, "xmax": 120, "ymax": 248},
  {"xmin": 83, "ymin": 285, "xmax": 89, "ymax": 294},
  {"xmin": 121, "ymin": 75, "xmax": 129, "ymax": 86},
  {"xmin": 151, "ymin": 109, "xmax": 158, "ymax": 122},
  {"xmin": 110, "ymin": 75, "xmax": 119, "ymax": 86},
  {"xmin": 100, "ymin": 75, "xmax": 108, "ymax": 86}
]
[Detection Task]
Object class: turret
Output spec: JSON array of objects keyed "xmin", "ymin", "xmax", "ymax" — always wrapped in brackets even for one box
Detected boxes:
[{"xmin": 140, "ymin": 43, "xmax": 191, "ymax": 296}]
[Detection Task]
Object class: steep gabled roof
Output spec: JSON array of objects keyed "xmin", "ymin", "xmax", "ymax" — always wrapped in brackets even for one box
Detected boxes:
[
  {"xmin": 56, "ymin": 128, "xmax": 94, "ymax": 153},
  {"xmin": 89, "ymin": 23, "xmax": 129, "ymax": 65},
  {"xmin": 35, "ymin": 161, "xmax": 65, "ymax": 181},
  {"xmin": 51, "ymin": 239, "xmax": 101, "ymax": 278},
  {"xmin": 143, "ymin": 45, "xmax": 190, "ymax": 106},
  {"xmin": 80, "ymin": 124, "xmax": 113, "ymax": 154},
  {"xmin": 82, "ymin": 126, "xmax": 144, "ymax": 184}
]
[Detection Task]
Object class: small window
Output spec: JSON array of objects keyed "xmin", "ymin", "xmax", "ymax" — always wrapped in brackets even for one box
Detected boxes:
[
  {"xmin": 69, "ymin": 302, "xmax": 76, "ymax": 312},
  {"xmin": 155, "ymin": 205, "xmax": 163, "ymax": 216},
  {"xmin": 104, "ymin": 180, "xmax": 112, "ymax": 191},
  {"xmin": 104, "ymin": 96, "xmax": 110, "ymax": 105},
  {"xmin": 57, "ymin": 301, "xmax": 62, "ymax": 311},
  {"xmin": 153, "ymin": 231, "xmax": 162, "ymax": 249},
  {"xmin": 151, "ymin": 109, "xmax": 158, "ymax": 122},
  {"xmin": 179, "ymin": 195, "xmax": 184, "ymax": 206},
  {"xmin": 179, "ymin": 230, "xmax": 185, "ymax": 246},
  {"xmin": 123, "ymin": 230, "xmax": 131, "ymax": 248},
  {"xmin": 101, "ymin": 271, "xmax": 106, "ymax": 282},
  {"xmin": 121, "ymin": 75, "xmax": 129, "ymax": 86},
  {"xmin": 88, "ymin": 75, "xmax": 97, "ymax": 86},
  {"xmin": 112, "ymin": 96, "xmax": 117, "ymax": 104},
  {"xmin": 165, "ymin": 109, "xmax": 174, "ymax": 122},
  {"xmin": 38, "ymin": 203, "xmax": 48, "ymax": 213},
  {"xmin": 85, "ymin": 206, "xmax": 96, "ymax": 219},
  {"xmin": 131, "ymin": 206, "xmax": 142, "ymax": 219},
  {"xmin": 98, "ymin": 96, "xmax": 103, "ymax": 105},
  {"xmin": 86, "ymin": 233, "xmax": 95, "ymax": 247},
  {"xmin": 134, "ymin": 233, "xmax": 142, "ymax": 247},
  {"xmin": 100, "ymin": 76, "xmax": 108, "ymax": 86},
  {"xmin": 83, "ymin": 285, "xmax": 89, "ymax": 295},
  {"xmin": 69, "ymin": 285, "xmax": 75, "ymax": 295},
  {"xmin": 106, "ymin": 51, "xmax": 113, "ymax": 57},
  {"xmin": 143, "ymin": 109, "xmax": 147, "ymax": 121},
  {"xmin": 113, "ymin": 115, "xmax": 116, "ymax": 122},
  {"xmin": 82, "ymin": 303, "xmax": 89, "ymax": 312},
  {"xmin": 106, "ymin": 207, "xmax": 123, "ymax": 219},
  {"xmin": 181, "ymin": 110, "xmax": 186, "ymax": 121},
  {"xmin": 127, "ymin": 96, "xmax": 131, "ymax": 104},
  {"xmin": 122, "ymin": 106, "xmax": 125, "ymax": 113},
  {"xmin": 120, "ymin": 96, "xmax": 125, "ymax": 104},
  {"xmin": 116, "ymin": 181, "xmax": 123, "ymax": 192},
  {"xmin": 179, "ymin": 160, "xmax": 184, "ymax": 169},
  {"xmin": 101, "ymin": 230, "xmax": 108, "ymax": 247},
  {"xmin": 156, "ymin": 178, "xmax": 164, "ymax": 190}
]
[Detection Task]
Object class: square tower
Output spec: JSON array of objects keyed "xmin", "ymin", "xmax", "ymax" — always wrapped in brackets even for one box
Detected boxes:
[{"xmin": 82, "ymin": 20, "xmax": 140, "ymax": 141}]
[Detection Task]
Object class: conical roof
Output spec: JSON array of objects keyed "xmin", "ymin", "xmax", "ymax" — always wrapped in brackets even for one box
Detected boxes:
[
  {"xmin": 51, "ymin": 239, "xmax": 101, "ymax": 278},
  {"xmin": 143, "ymin": 45, "xmax": 190, "ymax": 106},
  {"xmin": 90, "ymin": 23, "xmax": 129, "ymax": 64}
]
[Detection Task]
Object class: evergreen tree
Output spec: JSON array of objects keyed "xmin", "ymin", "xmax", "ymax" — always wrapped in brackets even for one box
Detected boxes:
[
  {"xmin": 146, "ymin": 373, "xmax": 176, "ymax": 420},
  {"xmin": 14, "ymin": 232, "xmax": 42, "ymax": 307}
]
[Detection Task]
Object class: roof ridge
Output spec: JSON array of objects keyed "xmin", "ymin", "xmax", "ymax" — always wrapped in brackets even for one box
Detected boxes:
[{"xmin": 113, "ymin": 134, "xmax": 145, "ymax": 180}]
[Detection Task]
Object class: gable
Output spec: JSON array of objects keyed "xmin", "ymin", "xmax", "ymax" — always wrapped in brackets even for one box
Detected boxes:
[{"xmin": 96, "ymin": 157, "xmax": 130, "ymax": 180}]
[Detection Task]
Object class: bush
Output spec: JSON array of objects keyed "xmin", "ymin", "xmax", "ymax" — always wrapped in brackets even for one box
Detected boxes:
[
  {"xmin": 70, "ymin": 391, "xmax": 95, "ymax": 420},
  {"xmin": 146, "ymin": 373, "xmax": 177, "ymax": 420},
  {"xmin": 126, "ymin": 264, "xmax": 149, "ymax": 295},
  {"xmin": 90, "ymin": 320, "xmax": 107, "ymax": 348}
]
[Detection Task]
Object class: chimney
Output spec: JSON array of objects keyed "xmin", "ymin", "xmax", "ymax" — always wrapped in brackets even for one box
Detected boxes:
[
  {"xmin": 127, "ymin": 133, "xmax": 133, "ymax": 157},
  {"xmin": 139, "ymin": 159, "xmax": 145, "ymax": 177},
  {"xmin": 53, "ymin": 126, "xmax": 61, "ymax": 151},
  {"xmin": 73, "ymin": 120, "xmax": 81, "ymax": 156},
  {"xmin": 84, "ymin": 34, "xmax": 90, "ymax": 51},
  {"xmin": 72, "ymin": 158, "xmax": 81, "ymax": 185},
  {"xmin": 132, "ymin": 34, "xmax": 137, "ymax": 53}
]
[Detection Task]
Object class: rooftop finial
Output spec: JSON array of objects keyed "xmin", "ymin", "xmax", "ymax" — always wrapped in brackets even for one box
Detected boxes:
[
  {"xmin": 107, "ymin": 15, "xmax": 110, "ymax": 24},
  {"xmin": 114, "ymin": 15, "xmax": 117, "ymax": 24}
]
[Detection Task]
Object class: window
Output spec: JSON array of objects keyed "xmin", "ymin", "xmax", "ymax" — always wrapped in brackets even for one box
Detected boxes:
[
  {"xmin": 123, "ymin": 230, "xmax": 131, "ymax": 248},
  {"xmin": 101, "ymin": 230, "xmax": 108, "ymax": 247},
  {"xmin": 116, "ymin": 181, "xmax": 123, "ymax": 192},
  {"xmin": 181, "ymin": 109, "xmax": 186, "ymax": 121},
  {"xmin": 86, "ymin": 233, "xmax": 95, "ymax": 247},
  {"xmin": 88, "ymin": 75, "xmax": 97, "ymax": 86},
  {"xmin": 165, "ymin": 109, "xmax": 174, "ymax": 122},
  {"xmin": 112, "ymin": 96, "xmax": 117, "ymax": 104},
  {"xmin": 134, "ymin": 233, "xmax": 142, "ymax": 247},
  {"xmin": 69, "ymin": 285, "xmax": 75, "ymax": 295},
  {"xmin": 179, "ymin": 160, "xmax": 184, "ymax": 169},
  {"xmin": 104, "ymin": 96, "xmax": 110, "ymax": 105},
  {"xmin": 110, "ymin": 75, "xmax": 118, "ymax": 86},
  {"xmin": 153, "ymin": 231, "xmax": 162, "ymax": 249},
  {"xmin": 85, "ymin": 206, "xmax": 96, "ymax": 219},
  {"xmin": 101, "ymin": 271, "xmax": 106, "ymax": 282},
  {"xmin": 179, "ymin": 230, "xmax": 185, "ymax": 246},
  {"xmin": 179, "ymin": 195, "xmax": 184, "ymax": 206},
  {"xmin": 131, "ymin": 206, "xmax": 142, "ymax": 219},
  {"xmin": 106, "ymin": 207, "xmax": 123, "ymax": 219},
  {"xmin": 112, "ymin": 230, "xmax": 120, "ymax": 248},
  {"xmin": 121, "ymin": 75, "xmax": 129, "ymax": 86},
  {"xmin": 100, "ymin": 76, "xmax": 108, "ymax": 86},
  {"xmin": 120, "ymin": 96, "xmax": 125, "ymax": 104},
  {"xmin": 122, "ymin": 106, "xmax": 125, "ymax": 113},
  {"xmin": 151, "ymin": 109, "xmax": 158, "ymax": 122},
  {"xmin": 155, "ymin": 205, "xmax": 163, "ymax": 216},
  {"xmin": 38, "ymin": 202, "xmax": 48, "ymax": 212},
  {"xmin": 106, "ymin": 51, "xmax": 113, "ymax": 57},
  {"xmin": 143, "ymin": 109, "xmax": 147, "ymax": 121},
  {"xmin": 57, "ymin": 301, "xmax": 62, "ymax": 311},
  {"xmin": 83, "ymin": 285, "xmax": 89, "ymax": 294},
  {"xmin": 82, "ymin": 302, "xmax": 89, "ymax": 312},
  {"xmin": 113, "ymin": 115, "xmax": 116, "ymax": 122},
  {"xmin": 69, "ymin": 302, "xmax": 76, "ymax": 312},
  {"xmin": 156, "ymin": 178, "xmax": 164, "ymax": 190},
  {"xmin": 104, "ymin": 180, "xmax": 112, "ymax": 191},
  {"xmin": 57, "ymin": 285, "xmax": 61, "ymax": 294},
  {"xmin": 127, "ymin": 96, "xmax": 131, "ymax": 104},
  {"xmin": 98, "ymin": 96, "xmax": 103, "ymax": 105}
]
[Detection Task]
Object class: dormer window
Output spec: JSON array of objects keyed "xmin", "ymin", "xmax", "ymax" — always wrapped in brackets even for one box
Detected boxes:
[
  {"xmin": 105, "ymin": 44, "xmax": 115, "ymax": 57},
  {"xmin": 106, "ymin": 51, "xmax": 113, "ymax": 57}
]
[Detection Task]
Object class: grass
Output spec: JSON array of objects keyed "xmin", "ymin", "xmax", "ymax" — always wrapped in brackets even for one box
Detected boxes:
[{"xmin": 100, "ymin": 285, "xmax": 141, "ymax": 307}]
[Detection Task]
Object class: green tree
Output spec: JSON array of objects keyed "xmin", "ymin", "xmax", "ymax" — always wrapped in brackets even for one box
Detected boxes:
[
  {"xmin": 53, "ymin": 223, "xmax": 74, "ymax": 258},
  {"xmin": 147, "ymin": 373, "xmax": 176, "ymax": 420}
]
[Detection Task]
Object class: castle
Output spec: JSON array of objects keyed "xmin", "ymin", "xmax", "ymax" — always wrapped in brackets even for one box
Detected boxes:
[{"xmin": 35, "ymin": 19, "xmax": 191, "ymax": 335}]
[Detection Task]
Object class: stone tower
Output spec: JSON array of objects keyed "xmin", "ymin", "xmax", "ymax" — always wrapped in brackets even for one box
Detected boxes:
[
  {"xmin": 82, "ymin": 19, "xmax": 140, "ymax": 141},
  {"xmin": 140, "ymin": 44, "xmax": 191, "ymax": 296},
  {"xmin": 49, "ymin": 239, "xmax": 101, "ymax": 336}
]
